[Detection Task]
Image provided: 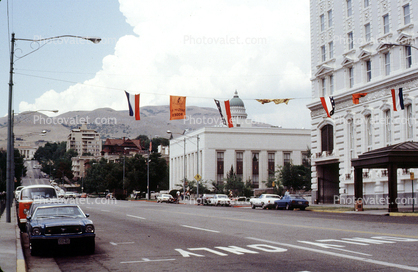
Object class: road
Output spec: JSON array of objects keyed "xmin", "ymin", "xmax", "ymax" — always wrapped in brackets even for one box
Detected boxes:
[
  {"xmin": 23, "ymin": 199, "xmax": 418, "ymax": 271},
  {"xmin": 21, "ymin": 160, "xmax": 49, "ymax": 186}
]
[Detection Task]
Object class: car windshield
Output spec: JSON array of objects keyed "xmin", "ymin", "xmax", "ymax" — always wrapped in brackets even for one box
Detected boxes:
[
  {"xmin": 20, "ymin": 187, "xmax": 57, "ymax": 200},
  {"xmin": 33, "ymin": 206, "xmax": 84, "ymax": 219}
]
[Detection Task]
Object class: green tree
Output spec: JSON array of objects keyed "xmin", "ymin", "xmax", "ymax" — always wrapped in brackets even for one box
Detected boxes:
[
  {"xmin": 0, "ymin": 149, "xmax": 26, "ymax": 192},
  {"xmin": 34, "ymin": 142, "xmax": 77, "ymax": 181},
  {"xmin": 277, "ymin": 163, "xmax": 311, "ymax": 192}
]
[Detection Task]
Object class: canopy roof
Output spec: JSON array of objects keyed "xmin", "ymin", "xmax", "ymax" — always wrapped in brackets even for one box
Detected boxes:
[{"xmin": 352, "ymin": 141, "xmax": 418, "ymax": 169}]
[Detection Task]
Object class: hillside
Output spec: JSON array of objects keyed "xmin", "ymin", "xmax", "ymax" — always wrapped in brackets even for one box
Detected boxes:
[{"xmin": 0, "ymin": 105, "xmax": 240, "ymax": 148}]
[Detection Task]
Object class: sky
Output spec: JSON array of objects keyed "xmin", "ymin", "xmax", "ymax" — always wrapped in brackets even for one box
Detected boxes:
[{"xmin": 0, "ymin": 0, "xmax": 312, "ymax": 129}]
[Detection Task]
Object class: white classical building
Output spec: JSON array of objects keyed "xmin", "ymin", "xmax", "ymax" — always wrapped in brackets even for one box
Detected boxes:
[
  {"xmin": 307, "ymin": 0, "xmax": 418, "ymax": 204},
  {"xmin": 169, "ymin": 92, "xmax": 311, "ymax": 192}
]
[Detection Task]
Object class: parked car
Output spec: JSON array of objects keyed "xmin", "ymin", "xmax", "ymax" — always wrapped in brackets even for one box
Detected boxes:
[
  {"xmin": 209, "ymin": 194, "xmax": 231, "ymax": 206},
  {"xmin": 157, "ymin": 194, "xmax": 174, "ymax": 203},
  {"xmin": 250, "ymin": 194, "xmax": 282, "ymax": 209},
  {"xmin": 197, "ymin": 194, "xmax": 214, "ymax": 205},
  {"xmin": 18, "ymin": 185, "xmax": 58, "ymax": 231},
  {"xmin": 274, "ymin": 195, "xmax": 309, "ymax": 210},
  {"xmin": 14, "ymin": 186, "xmax": 25, "ymax": 202},
  {"xmin": 64, "ymin": 191, "xmax": 77, "ymax": 198},
  {"xmin": 26, "ymin": 203, "xmax": 95, "ymax": 255}
]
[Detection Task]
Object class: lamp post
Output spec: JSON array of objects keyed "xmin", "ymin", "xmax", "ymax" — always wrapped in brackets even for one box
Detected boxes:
[{"xmin": 5, "ymin": 33, "xmax": 100, "ymax": 223}]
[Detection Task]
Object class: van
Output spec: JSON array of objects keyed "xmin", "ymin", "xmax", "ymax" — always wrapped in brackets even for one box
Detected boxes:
[{"xmin": 18, "ymin": 185, "xmax": 58, "ymax": 230}]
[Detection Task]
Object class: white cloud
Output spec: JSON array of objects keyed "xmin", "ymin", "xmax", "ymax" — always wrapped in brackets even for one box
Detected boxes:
[{"xmin": 19, "ymin": 0, "xmax": 311, "ymax": 127}]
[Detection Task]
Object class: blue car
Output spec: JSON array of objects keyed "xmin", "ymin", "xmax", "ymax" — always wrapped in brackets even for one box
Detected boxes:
[
  {"xmin": 26, "ymin": 203, "xmax": 95, "ymax": 255},
  {"xmin": 274, "ymin": 195, "xmax": 309, "ymax": 210}
]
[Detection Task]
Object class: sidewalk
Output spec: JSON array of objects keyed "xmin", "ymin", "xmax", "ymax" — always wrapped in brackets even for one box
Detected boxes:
[{"xmin": 0, "ymin": 203, "xmax": 26, "ymax": 272}]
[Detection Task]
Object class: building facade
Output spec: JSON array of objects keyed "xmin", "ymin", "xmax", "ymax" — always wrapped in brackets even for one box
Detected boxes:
[
  {"xmin": 169, "ymin": 93, "xmax": 311, "ymax": 192},
  {"xmin": 66, "ymin": 124, "xmax": 102, "ymax": 157},
  {"xmin": 308, "ymin": 0, "xmax": 418, "ymax": 204}
]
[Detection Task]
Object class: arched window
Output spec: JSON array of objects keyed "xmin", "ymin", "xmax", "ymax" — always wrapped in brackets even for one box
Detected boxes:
[{"xmin": 321, "ymin": 124, "xmax": 334, "ymax": 153}]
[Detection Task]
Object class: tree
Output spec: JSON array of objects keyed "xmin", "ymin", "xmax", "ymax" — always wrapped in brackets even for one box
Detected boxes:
[
  {"xmin": 277, "ymin": 163, "xmax": 311, "ymax": 192},
  {"xmin": 34, "ymin": 142, "xmax": 77, "ymax": 181},
  {"xmin": 0, "ymin": 149, "xmax": 26, "ymax": 191}
]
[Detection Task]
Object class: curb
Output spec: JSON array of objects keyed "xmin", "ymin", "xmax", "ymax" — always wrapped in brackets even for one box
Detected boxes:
[{"xmin": 13, "ymin": 203, "xmax": 27, "ymax": 272}]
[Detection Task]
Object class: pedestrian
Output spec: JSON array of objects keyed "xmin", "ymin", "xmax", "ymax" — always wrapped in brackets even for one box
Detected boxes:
[{"xmin": 285, "ymin": 190, "xmax": 290, "ymax": 196}]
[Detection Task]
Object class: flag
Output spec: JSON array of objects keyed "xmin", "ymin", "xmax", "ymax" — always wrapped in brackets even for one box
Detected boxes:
[
  {"xmin": 214, "ymin": 99, "xmax": 233, "ymax": 128},
  {"xmin": 320, "ymin": 96, "xmax": 335, "ymax": 118},
  {"xmin": 125, "ymin": 91, "xmax": 140, "ymax": 120},
  {"xmin": 391, "ymin": 88, "xmax": 404, "ymax": 111},
  {"xmin": 170, "ymin": 96, "xmax": 186, "ymax": 120},
  {"xmin": 352, "ymin": 93, "xmax": 367, "ymax": 104},
  {"xmin": 256, "ymin": 98, "xmax": 292, "ymax": 105}
]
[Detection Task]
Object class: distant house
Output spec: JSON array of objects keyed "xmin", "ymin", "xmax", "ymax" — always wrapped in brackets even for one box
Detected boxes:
[{"xmin": 101, "ymin": 137, "xmax": 144, "ymax": 163}]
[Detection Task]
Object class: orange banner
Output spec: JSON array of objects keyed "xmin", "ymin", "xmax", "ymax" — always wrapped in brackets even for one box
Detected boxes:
[{"xmin": 170, "ymin": 96, "xmax": 186, "ymax": 120}]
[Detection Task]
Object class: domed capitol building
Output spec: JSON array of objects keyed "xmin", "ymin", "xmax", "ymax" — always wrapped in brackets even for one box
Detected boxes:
[{"xmin": 168, "ymin": 92, "xmax": 311, "ymax": 193}]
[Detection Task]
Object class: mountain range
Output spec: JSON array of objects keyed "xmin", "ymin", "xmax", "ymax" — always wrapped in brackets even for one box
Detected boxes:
[{"xmin": 0, "ymin": 106, "xmax": 270, "ymax": 149}]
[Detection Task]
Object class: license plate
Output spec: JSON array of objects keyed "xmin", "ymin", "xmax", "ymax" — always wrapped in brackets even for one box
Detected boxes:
[
  {"xmin": 58, "ymin": 238, "xmax": 70, "ymax": 245},
  {"xmin": 298, "ymin": 201, "xmax": 302, "ymax": 204}
]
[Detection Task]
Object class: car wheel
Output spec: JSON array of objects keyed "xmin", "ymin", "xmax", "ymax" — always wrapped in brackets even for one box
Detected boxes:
[
  {"xmin": 261, "ymin": 203, "xmax": 267, "ymax": 209},
  {"xmin": 30, "ymin": 241, "xmax": 41, "ymax": 256},
  {"xmin": 275, "ymin": 204, "xmax": 279, "ymax": 210},
  {"xmin": 300, "ymin": 207, "xmax": 306, "ymax": 211},
  {"xmin": 85, "ymin": 238, "xmax": 95, "ymax": 255},
  {"xmin": 251, "ymin": 204, "xmax": 255, "ymax": 209}
]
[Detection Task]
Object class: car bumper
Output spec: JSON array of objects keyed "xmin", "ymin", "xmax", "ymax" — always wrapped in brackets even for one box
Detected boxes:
[{"xmin": 30, "ymin": 233, "xmax": 95, "ymax": 241}]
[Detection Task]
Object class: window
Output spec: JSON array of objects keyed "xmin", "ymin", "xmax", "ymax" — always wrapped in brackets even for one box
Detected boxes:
[
  {"xmin": 320, "ymin": 14, "xmax": 325, "ymax": 31},
  {"xmin": 364, "ymin": 0, "xmax": 370, "ymax": 8},
  {"xmin": 329, "ymin": 41, "xmax": 334, "ymax": 59},
  {"xmin": 283, "ymin": 152, "xmax": 291, "ymax": 165},
  {"xmin": 383, "ymin": 14, "xmax": 390, "ymax": 34},
  {"xmin": 385, "ymin": 110, "xmax": 391, "ymax": 144},
  {"xmin": 348, "ymin": 67, "xmax": 354, "ymax": 88},
  {"xmin": 348, "ymin": 32, "xmax": 354, "ymax": 50},
  {"xmin": 366, "ymin": 60, "xmax": 372, "ymax": 82},
  {"xmin": 217, "ymin": 152, "xmax": 224, "ymax": 184},
  {"xmin": 328, "ymin": 10, "xmax": 333, "ymax": 27},
  {"xmin": 329, "ymin": 74, "xmax": 334, "ymax": 95},
  {"xmin": 365, "ymin": 23, "xmax": 371, "ymax": 42},
  {"xmin": 321, "ymin": 78, "xmax": 326, "ymax": 96},
  {"xmin": 268, "ymin": 153, "xmax": 275, "ymax": 178},
  {"xmin": 406, "ymin": 104, "xmax": 413, "ymax": 139},
  {"xmin": 236, "ymin": 151, "xmax": 243, "ymax": 178},
  {"xmin": 321, "ymin": 45, "xmax": 326, "ymax": 62},
  {"xmin": 347, "ymin": 0, "xmax": 352, "ymax": 17},
  {"xmin": 365, "ymin": 114, "xmax": 372, "ymax": 148},
  {"xmin": 406, "ymin": 46, "xmax": 412, "ymax": 69},
  {"xmin": 321, "ymin": 124, "xmax": 334, "ymax": 153},
  {"xmin": 404, "ymin": 4, "xmax": 411, "ymax": 25},
  {"xmin": 384, "ymin": 52, "xmax": 391, "ymax": 75},
  {"xmin": 252, "ymin": 153, "xmax": 259, "ymax": 188}
]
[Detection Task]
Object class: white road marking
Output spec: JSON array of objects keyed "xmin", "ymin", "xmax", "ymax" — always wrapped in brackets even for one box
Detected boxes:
[
  {"xmin": 181, "ymin": 225, "xmax": 220, "ymax": 233},
  {"xmin": 110, "ymin": 242, "xmax": 135, "ymax": 246},
  {"xmin": 246, "ymin": 237, "xmax": 418, "ymax": 271},
  {"xmin": 121, "ymin": 258, "xmax": 176, "ymax": 264},
  {"xmin": 126, "ymin": 214, "xmax": 146, "ymax": 220}
]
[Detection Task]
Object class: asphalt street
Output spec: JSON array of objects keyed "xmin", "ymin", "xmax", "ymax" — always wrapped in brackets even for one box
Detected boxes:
[{"xmin": 23, "ymin": 199, "xmax": 418, "ymax": 272}]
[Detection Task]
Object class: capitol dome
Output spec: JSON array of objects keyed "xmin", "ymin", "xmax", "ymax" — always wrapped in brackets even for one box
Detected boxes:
[{"xmin": 229, "ymin": 91, "xmax": 248, "ymax": 125}]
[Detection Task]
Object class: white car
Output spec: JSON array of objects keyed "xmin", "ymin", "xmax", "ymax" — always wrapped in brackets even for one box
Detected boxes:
[
  {"xmin": 209, "ymin": 194, "xmax": 231, "ymax": 206},
  {"xmin": 250, "ymin": 194, "xmax": 281, "ymax": 209},
  {"xmin": 157, "ymin": 194, "xmax": 173, "ymax": 203}
]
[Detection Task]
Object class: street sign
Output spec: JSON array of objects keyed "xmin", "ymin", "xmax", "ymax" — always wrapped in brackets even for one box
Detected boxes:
[
  {"xmin": 194, "ymin": 174, "xmax": 201, "ymax": 181},
  {"xmin": 410, "ymin": 172, "xmax": 414, "ymax": 180}
]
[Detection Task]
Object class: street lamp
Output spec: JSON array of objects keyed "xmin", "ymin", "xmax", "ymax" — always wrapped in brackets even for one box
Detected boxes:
[{"xmin": 5, "ymin": 33, "xmax": 100, "ymax": 223}]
